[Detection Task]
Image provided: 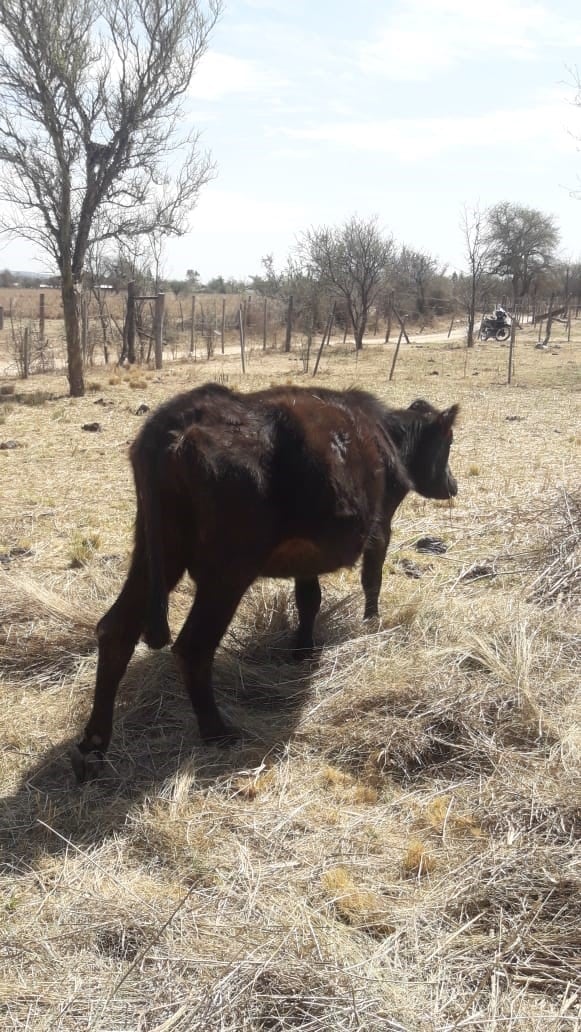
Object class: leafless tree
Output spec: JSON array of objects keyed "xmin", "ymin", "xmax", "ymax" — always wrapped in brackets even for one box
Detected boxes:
[
  {"xmin": 296, "ymin": 215, "xmax": 393, "ymax": 350},
  {"xmin": 460, "ymin": 204, "xmax": 492, "ymax": 346},
  {"xmin": 251, "ymin": 253, "xmax": 328, "ymax": 345},
  {"xmin": 0, "ymin": 0, "xmax": 221, "ymax": 395},
  {"xmin": 484, "ymin": 202, "xmax": 559, "ymax": 305},
  {"xmin": 147, "ymin": 231, "xmax": 167, "ymax": 294},
  {"xmin": 395, "ymin": 247, "xmax": 438, "ymax": 319}
]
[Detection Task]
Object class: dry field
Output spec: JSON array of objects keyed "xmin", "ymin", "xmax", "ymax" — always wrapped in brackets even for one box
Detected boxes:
[{"xmin": 0, "ymin": 324, "xmax": 580, "ymax": 1030}]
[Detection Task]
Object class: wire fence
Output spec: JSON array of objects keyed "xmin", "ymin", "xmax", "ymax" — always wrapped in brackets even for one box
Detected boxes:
[{"xmin": 0, "ymin": 288, "xmax": 579, "ymax": 382}]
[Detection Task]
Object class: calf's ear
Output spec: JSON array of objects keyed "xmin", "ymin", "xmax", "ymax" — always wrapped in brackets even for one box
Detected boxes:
[
  {"xmin": 408, "ymin": 398, "xmax": 433, "ymax": 415},
  {"xmin": 438, "ymin": 403, "xmax": 460, "ymax": 435}
]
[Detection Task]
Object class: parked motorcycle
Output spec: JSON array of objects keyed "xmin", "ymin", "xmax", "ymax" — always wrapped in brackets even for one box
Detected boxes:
[{"xmin": 479, "ymin": 313, "xmax": 511, "ymax": 342}]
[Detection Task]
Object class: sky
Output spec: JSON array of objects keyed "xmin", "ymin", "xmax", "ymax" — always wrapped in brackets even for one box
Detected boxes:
[{"xmin": 2, "ymin": 0, "xmax": 581, "ymax": 281}]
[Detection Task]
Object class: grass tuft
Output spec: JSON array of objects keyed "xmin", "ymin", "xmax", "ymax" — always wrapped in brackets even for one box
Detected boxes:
[
  {"xmin": 322, "ymin": 867, "xmax": 396, "ymax": 937},
  {"xmin": 401, "ymin": 839, "xmax": 437, "ymax": 877},
  {"xmin": 69, "ymin": 531, "xmax": 100, "ymax": 568}
]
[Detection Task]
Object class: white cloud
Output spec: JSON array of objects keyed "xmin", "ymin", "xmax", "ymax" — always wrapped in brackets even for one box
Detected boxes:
[
  {"xmin": 189, "ymin": 187, "xmax": 307, "ymax": 234},
  {"xmin": 189, "ymin": 51, "xmax": 285, "ymax": 100},
  {"xmin": 240, "ymin": 0, "xmax": 291, "ymax": 10},
  {"xmin": 280, "ymin": 98, "xmax": 581, "ymax": 161},
  {"xmin": 358, "ymin": 0, "xmax": 581, "ymax": 81}
]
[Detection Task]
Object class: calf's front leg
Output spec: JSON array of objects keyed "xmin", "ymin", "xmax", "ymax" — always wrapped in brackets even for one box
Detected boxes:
[{"xmin": 361, "ymin": 528, "xmax": 390, "ymax": 620}]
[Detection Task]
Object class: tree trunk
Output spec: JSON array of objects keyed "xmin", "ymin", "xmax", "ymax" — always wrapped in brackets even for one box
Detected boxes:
[
  {"xmin": 351, "ymin": 308, "xmax": 366, "ymax": 351},
  {"xmin": 61, "ymin": 270, "xmax": 84, "ymax": 396},
  {"xmin": 467, "ymin": 279, "xmax": 476, "ymax": 347},
  {"xmin": 284, "ymin": 294, "xmax": 293, "ymax": 353},
  {"xmin": 466, "ymin": 311, "xmax": 475, "ymax": 347}
]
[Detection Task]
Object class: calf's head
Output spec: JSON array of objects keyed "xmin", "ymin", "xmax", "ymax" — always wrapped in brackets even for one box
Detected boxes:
[{"xmin": 407, "ymin": 399, "xmax": 459, "ymax": 500}]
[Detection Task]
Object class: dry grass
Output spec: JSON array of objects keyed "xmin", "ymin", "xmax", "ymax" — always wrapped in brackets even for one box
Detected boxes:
[{"xmin": 0, "ymin": 329, "xmax": 580, "ymax": 1030}]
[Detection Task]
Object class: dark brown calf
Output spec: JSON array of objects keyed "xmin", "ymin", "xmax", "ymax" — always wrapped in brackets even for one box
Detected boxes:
[{"xmin": 72, "ymin": 384, "xmax": 459, "ymax": 780}]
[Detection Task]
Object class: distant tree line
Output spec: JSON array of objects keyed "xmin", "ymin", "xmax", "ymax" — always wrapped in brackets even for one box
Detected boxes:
[
  {"xmin": 94, "ymin": 203, "xmax": 560, "ymax": 348},
  {"xmin": 240, "ymin": 203, "xmax": 568, "ymax": 351},
  {"xmin": 1, "ymin": 202, "xmax": 573, "ymax": 339}
]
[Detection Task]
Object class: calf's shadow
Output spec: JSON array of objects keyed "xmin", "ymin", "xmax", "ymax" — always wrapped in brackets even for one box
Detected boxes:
[{"xmin": 1, "ymin": 621, "xmax": 318, "ymax": 874}]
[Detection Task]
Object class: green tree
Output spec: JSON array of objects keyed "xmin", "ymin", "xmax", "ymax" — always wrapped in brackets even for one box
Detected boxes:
[
  {"xmin": 251, "ymin": 254, "xmax": 329, "ymax": 344},
  {"xmin": 392, "ymin": 246, "xmax": 441, "ymax": 320},
  {"xmin": 205, "ymin": 275, "xmax": 226, "ymax": 293},
  {"xmin": 484, "ymin": 202, "xmax": 559, "ymax": 303},
  {"xmin": 186, "ymin": 269, "xmax": 202, "ymax": 290},
  {"xmin": 0, "ymin": 0, "xmax": 220, "ymax": 395}
]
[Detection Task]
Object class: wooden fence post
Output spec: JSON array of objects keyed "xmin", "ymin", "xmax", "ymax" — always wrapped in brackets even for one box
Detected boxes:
[
  {"xmin": 80, "ymin": 292, "xmax": 89, "ymax": 363},
  {"xmin": 154, "ymin": 292, "xmax": 165, "ymax": 369},
  {"xmin": 22, "ymin": 326, "xmax": 29, "ymax": 379},
  {"xmin": 238, "ymin": 302, "xmax": 246, "ymax": 373},
  {"xmin": 305, "ymin": 315, "xmax": 314, "ymax": 373},
  {"xmin": 508, "ymin": 315, "xmax": 517, "ymax": 384},
  {"xmin": 389, "ymin": 328, "xmax": 404, "ymax": 381},
  {"xmin": 285, "ymin": 294, "xmax": 293, "ymax": 352},
  {"xmin": 263, "ymin": 297, "xmax": 267, "ymax": 350},
  {"xmin": 126, "ymin": 280, "xmax": 136, "ymax": 364},
  {"xmin": 190, "ymin": 294, "xmax": 196, "ymax": 357},
  {"xmin": 313, "ymin": 304, "xmax": 335, "ymax": 377},
  {"xmin": 388, "ymin": 307, "xmax": 410, "ymax": 381},
  {"xmin": 0, "ymin": 306, "xmax": 4, "ymax": 331},
  {"xmin": 385, "ymin": 294, "xmax": 393, "ymax": 343},
  {"xmin": 221, "ymin": 297, "xmax": 226, "ymax": 354},
  {"xmin": 39, "ymin": 292, "xmax": 45, "ymax": 341},
  {"xmin": 539, "ymin": 292, "xmax": 555, "ymax": 349}
]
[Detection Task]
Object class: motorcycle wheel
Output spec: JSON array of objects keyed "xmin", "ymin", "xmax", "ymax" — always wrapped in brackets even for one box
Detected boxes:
[{"xmin": 495, "ymin": 327, "xmax": 510, "ymax": 342}]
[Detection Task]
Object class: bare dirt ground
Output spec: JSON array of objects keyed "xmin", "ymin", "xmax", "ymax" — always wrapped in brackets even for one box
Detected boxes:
[{"xmin": 0, "ymin": 323, "xmax": 579, "ymax": 1030}]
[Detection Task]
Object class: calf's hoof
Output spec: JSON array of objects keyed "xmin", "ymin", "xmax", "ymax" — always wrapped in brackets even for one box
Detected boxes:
[
  {"xmin": 199, "ymin": 716, "xmax": 240, "ymax": 748},
  {"xmin": 290, "ymin": 632, "xmax": 315, "ymax": 661},
  {"xmin": 363, "ymin": 608, "xmax": 379, "ymax": 621},
  {"xmin": 71, "ymin": 744, "xmax": 105, "ymax": 784}
]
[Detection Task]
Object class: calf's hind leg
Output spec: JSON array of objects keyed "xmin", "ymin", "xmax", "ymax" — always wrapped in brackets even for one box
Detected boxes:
[
  {"xmin": 72, "ymin": 546, "xmax": 185, "ymax": 782},
  {"xmin": 293, "ymin": 577, "xmax": 322, "ymax": 654},
  {"xmin": 172, "ymin": 575, "xmax": 251, "ymax": 744}
]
